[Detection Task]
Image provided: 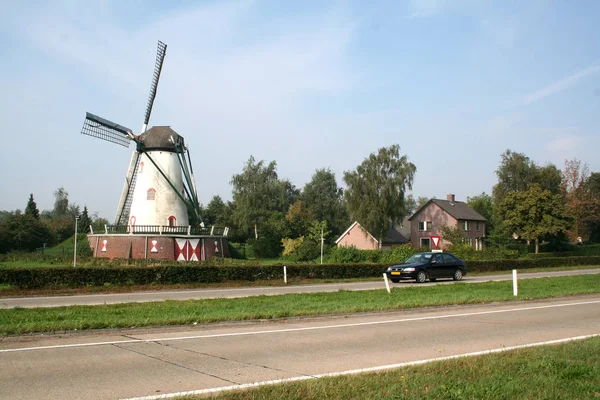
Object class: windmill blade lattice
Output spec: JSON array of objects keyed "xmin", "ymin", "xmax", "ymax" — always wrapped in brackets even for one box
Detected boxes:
[
  {"xmin": 81, "ymin": 112, "xmax": 132, "ymax": 147},
  {"xmin": 143, "ymin": 41, "xmax": 167, "ymax": 127}
]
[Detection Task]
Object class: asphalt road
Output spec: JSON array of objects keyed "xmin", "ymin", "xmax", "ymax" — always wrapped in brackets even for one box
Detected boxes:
[
  {"xmin": 0, "ymin": 295, "xmax": 598, "ymax": 399},
  {"xmin": 1, "ymin": 268, "xmax": 599, "ymax": 309}
]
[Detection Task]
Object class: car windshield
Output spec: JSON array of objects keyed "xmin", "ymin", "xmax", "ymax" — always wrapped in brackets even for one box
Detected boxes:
[{"xmin": 405, "ymin": 253, "xmax": 432, "ymax": 263}]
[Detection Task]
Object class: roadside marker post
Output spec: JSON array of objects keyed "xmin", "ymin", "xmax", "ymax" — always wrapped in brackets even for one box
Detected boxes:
[
  {"xmin": 513, "ymin": 269, "xmax": 518, "ymax": 296},
  {"xmin": 383, "ymin": 273, "xmax": 391, "ymax": 294},
  {"xmin": 284, "ymin": 266, "xmax": 287, "ymax": 284}
]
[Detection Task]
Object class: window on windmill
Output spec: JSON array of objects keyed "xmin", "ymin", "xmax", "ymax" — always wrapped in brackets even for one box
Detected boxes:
[
  {"xmin": 147, "ymin": 188, "xmax": 156, "ymax": 200},
  {"xmin": 139, "ymin": 162, "xmax": 144, "ymax": 173},
  {"xmin": 168, "ymin": 216, "xmax": 176, "ymax": 227}
]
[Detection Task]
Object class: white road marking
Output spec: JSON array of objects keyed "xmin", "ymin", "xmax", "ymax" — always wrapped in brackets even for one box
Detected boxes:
[
  {"xmin": 120, "ymin": 334, "xmax": 600, "ymax": 400},
  {"xmin": 2, "ymin": 299, "xmax": 599, "ymax": 354}
]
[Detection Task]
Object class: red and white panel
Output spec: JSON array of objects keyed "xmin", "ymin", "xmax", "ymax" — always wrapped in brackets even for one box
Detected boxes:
[{"xmin": 175, "ymin": 239, "xmax": 201, "ymax": 262}]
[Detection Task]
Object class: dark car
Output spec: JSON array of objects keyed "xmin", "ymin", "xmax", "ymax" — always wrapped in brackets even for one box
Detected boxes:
[{"xmin": 385, "ymin": 252, "xmax": 467, "ymax": 283}]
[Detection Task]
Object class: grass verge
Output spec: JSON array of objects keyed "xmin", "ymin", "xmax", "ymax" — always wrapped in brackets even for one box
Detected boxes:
[
  {"xmin": 0, "ymin": 274, "xmax": 599, "ymax": 335},
  {"xmin": 193, "ymin": 337, "xmax": 600, "ymax": 400},
  {"xmin": 1, "ymin": 266, "xmax": 598, "ymax": 297}
]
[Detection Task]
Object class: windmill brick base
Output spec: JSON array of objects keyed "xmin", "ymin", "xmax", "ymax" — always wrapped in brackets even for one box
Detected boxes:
[{"xmin": 87, "ymin": 227, "xmax": 230, "ymax": 261}]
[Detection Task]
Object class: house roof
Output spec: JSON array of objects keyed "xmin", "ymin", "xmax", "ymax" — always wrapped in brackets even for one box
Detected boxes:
[
  {"xmin": 335, "ymin": 221, "xmax": 409, "ymax": 244},
  {"xmin": 382, "ymin": 227, "xmax": 409, "ymax": 244},
  {"xmin": 409, "ymin": 199, "xmax": 487, "ymax": 221}
]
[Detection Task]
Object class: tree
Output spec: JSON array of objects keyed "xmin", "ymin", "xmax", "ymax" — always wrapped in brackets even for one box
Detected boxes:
[
  {"xmin": 343, "ymin": 144, "xmax": 416, "ymax": 244},
  {"xmin": 25, "ymin": 194, "xmax": 40, "ymax": 220},
  {"xmin": 492, "ymin": 150, "xmax": 561, "ymax": 205},
  {"xmin": 587, "ymin": 172, "xmax": 600, "ymax": 195},
  {"xmin": 416, "ymin": 196, "xmax": 429, "ymax": 209},
  {"xmin": 0, "ymin": 211, "xmax": 55, "ymax": 253},
  {"xmin": 498, "ymin": 184, "xmax": 569, "ymax": 253},
  {"xmin": 467, "ymin": 192, "xmax": 493, "ymax": 235},
  {"xmin": 231, "ymin": 156, "xmax": 289, "ymax": 239},
  {"xmin": 52, "ymin": 187, "xmax": 69, "ymax": 217},
  {"xmin": 301, "ymin": 169, "xmax": 348, "ymax": 236},
  {"xmin": 203, "ymin": 196, "xmax": 230, "ymax": 226},
  {"xmin": 79, "ymin": 206, "xmax": 92, "ymax": 234},
  {"xmin": 561, "ymin": 159, "xmax": 600, "ymax": 240},
  {"xmin": 286, "ymin": 199, "xmax": 312, "ymax": 238}
]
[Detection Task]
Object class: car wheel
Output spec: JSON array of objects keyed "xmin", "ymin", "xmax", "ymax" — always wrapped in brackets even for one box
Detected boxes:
[
  {"xmin": 453, "ymin": 269, "xmax": 463, "ymax": 281},
  {"xmin": 391, "ymin": 279, "xmax": 400, "ymax": 283},
  {"xmin": 416, "ymin": 270, "xmax": 427, "ymax": 283}
]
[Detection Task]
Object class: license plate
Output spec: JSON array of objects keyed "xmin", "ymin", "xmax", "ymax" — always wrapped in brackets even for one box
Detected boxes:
[{"xmin": 391, "ymin": 271, "xmax": 401, "ymax": 275}]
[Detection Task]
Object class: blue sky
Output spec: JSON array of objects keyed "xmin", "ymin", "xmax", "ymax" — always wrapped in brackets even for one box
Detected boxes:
[{"xmin": 1, "ymin": 0, "xmax": 599, "ymax": 220}]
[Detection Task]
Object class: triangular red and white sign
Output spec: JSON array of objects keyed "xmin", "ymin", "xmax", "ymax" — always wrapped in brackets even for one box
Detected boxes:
[{"xmin": 431, "ymin": 236, "xmax": 441, "ymax": 249}]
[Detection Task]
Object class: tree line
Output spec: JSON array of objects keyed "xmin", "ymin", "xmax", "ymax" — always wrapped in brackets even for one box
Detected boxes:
[
  {"xmin": 463, "ymin": 151, "xmax": 600, "ymax": 253},
  {"xmin": 0, "ymin": 188, "xmax": 107, "ymax": 253},
  {"xmin": 2, "ymin": 145, "xmax": 598, "ymax": 257}
]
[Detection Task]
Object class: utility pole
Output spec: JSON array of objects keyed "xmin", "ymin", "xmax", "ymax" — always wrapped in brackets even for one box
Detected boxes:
[{"xmin": 73, "ymin": 216, "xmax": 80, "ymax": 267}]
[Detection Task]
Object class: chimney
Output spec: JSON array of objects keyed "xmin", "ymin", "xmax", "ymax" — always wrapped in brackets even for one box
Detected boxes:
[{"xmin": 447, "ymin": 193, "xmax": 455, "ymax": 202}]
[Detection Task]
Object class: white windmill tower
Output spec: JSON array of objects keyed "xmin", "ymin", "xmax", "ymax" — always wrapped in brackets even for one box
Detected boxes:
[{"xmin": 80, "ymin": 41, "xmax": 202, "ymax": 230}]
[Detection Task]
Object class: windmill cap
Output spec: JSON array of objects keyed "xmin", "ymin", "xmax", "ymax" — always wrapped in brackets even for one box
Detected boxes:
[{"xmin": 138, "ymin": 126, "xmax": 184, "ymax": 151}]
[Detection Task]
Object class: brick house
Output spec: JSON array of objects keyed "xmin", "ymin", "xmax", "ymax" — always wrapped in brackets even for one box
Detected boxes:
[
  {"xmin": 408, "ymin": 194, "xmax": 486, "ymax": 250},
  {"xmin": 335, "ymin": 221, "xmax": 409, "ymax": 250}
]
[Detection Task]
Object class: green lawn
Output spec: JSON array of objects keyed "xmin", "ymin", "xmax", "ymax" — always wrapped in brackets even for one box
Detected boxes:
[
  {"xmin": 1, "ymin": 274, "xmax": 599, "ymax": 335},
  {"xmin": 193, "ymin": 336, "xmax": 600, "ymax": 400}
]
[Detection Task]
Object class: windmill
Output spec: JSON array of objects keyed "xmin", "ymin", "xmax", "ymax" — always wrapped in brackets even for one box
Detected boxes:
[{"xmin": 81, "ymin": 41, "xmax": 202, "ymax": 229}]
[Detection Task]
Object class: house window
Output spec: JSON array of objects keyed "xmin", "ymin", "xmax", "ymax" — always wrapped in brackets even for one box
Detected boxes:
[
  {"xmin": 420, "ymin": 238, "xmax": 431, "ymax": 248},
  {"xmin": 476, "ymin": 222, "xmax": 481, "ymax": 232},
  {"xmin": 147, "ymin": 188, "xmax": 156, "ymax": 200},
  {"xmin": 168, "ymin": 216, "xmax": 176, "ymax": 227},
  {"xmin": 463, "ymin": 221, "xmax": 471, "ymax": 231},
  {"xmin": 419, "ymin": 221, "xmax": 432, "ymax": 231}
]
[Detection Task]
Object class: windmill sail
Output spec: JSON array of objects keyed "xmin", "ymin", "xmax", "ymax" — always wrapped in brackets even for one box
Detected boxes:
[
  {"xmin": 81, "ymin": 112, "xmax": 132, "ymax": 147},
  {"xmin": 142, "ymin": 41, "xmax": 167, "ymax": 132},
  {"xmin": 114, "ymin": 152, "xmax": 141, "ymax": 225}
]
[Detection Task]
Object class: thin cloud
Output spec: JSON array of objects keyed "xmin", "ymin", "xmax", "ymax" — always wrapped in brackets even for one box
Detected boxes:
[{"xmin": 522, "ymin": 64, "xmax": 600, "ymax": 105}]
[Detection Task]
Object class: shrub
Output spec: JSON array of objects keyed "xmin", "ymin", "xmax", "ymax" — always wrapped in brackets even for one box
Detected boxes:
[
  {"xmin": 3, "ymin": 255, "xmax": 598, "ymax": 289},
  {"xmin": 295, "ymin": 240, "xmax": 321, "ymax": 262},
  {"xmin": 327, "ymin": 246, "xmax": 369, "ymax": 263},
  {"xmin": 281, "ymin": 237, "xmax": 304, "ymax": 257}
]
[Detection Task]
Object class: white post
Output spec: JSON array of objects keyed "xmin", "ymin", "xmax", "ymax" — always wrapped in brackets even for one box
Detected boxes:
[
  {"xmin": 383, "ymin": 273, "xmax": 391, "ymax": 294},
  {"xmin": 512, "ymin": 269, "xmax": 518, "ymax": 296},
  {"xmin": 73, "ymin": 217, "xmax": 79, "ymax": 267},
  {"xmin": 284, "ymin": 266, "xmax": 287, "ymax": 284}
]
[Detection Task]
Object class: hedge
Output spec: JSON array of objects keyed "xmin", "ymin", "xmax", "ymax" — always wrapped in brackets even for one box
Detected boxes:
[{"xmin": 1, "ymin": 256, "xmax": 599, "ymax": 289}]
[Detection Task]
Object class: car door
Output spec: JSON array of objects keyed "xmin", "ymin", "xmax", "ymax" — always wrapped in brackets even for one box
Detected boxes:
[
  {"xmin": 429, "ymin": 253, "xmax": 444, "ymax": 278},
  {"xmin": 441, "ymin": 253, "xmax": 458, "ymax": 277}
]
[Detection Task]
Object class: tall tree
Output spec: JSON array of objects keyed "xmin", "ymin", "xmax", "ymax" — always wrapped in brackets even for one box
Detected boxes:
[
  {"xmin": 492, "ymin": 150, "xmax": 561, "ymax": 205},
  {"xmin": 231, "ymin": 156, "xmax": 289, "ymax": 239},
  {"xmin": 301, "ymin": 168, "xmax": 348, "ymax": 236},
  {"xmin": 52, "ymin": 187, "xmax": 69, "ymax": 217},
  {"xmin": 343, "ymin": 144, "xmax": 416, "ymax": 244},
  {"xmin": 25, "ymin": 194, "xmax": 40, "ymax": 220},
  {"xmin": 203, "ymin": 195, "xmax": 230, "ymax": 226},
  {"xmin": 416, "ymin": 196, "xmax": 429, "ymax": 209},
  {"xmin": 561, "ymin": 159, "xmax": 600, "ymax": 240},
  {"xmin": 467, "ymin": 192, "xmax": 493, "ymax": 235},
  {"xmin": 79, "ymin": 206, "xmax": 92, "ymax": 234},
  {"xmin": 498, "ymin": 184, "xmax": 569, "ymax": 253}
]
